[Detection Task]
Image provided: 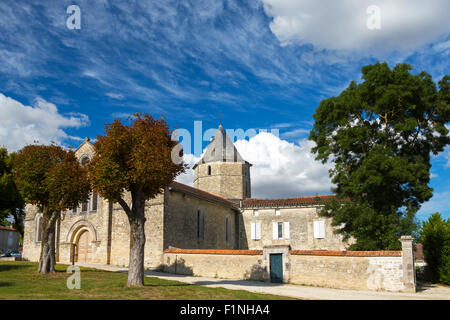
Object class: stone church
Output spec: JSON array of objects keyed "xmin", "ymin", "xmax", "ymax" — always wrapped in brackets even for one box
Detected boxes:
[{"xmin": 23, "ymin": 125, "xmax": 350, "ymax": 269}]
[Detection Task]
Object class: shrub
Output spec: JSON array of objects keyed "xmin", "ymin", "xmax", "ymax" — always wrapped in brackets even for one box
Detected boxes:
[{"xmin": 420, "ymin": 213, "xmax": 450, "ymax": 284}]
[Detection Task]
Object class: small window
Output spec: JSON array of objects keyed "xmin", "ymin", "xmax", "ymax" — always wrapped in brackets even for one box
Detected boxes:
[
  {"xmin": 253, "ymin": 210, "xmax": 258, "ymax": 217},
  {"xmin": 197, "ymin": 210, "xmax": 205, "ymax": 241},
  {"xmin": 72, "ymin": 207, "xmax": 77, "ymax": 214},
  {"xmin": 80, "ymin": 155, "xmax": 90, "ymax": 167},
  {"xmin": 275, "ymin": 209, "xmax": 280, "ymax": 216},
  {"xmin": 82, "ymin": 200, "xmax": 89, "ymax": 212},
  {"xmin": 278, "ymin": 222, "xmax": 283, "ymax": 239},
  {"xmin": 207, "ymin": 165, "xmax": 211, "ymax": 175},
  {"xmin": 225, "ymin": 217, "xmax": 232, "ymax": 243},
  {"xmin": 92, "ymin": 191, "xmax": 98, "ymax": 211}
]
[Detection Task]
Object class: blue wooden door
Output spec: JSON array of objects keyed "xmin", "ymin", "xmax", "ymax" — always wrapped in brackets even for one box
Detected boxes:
[{"xmin": 270, "ymin": 254, "xmax": 283, "ymax": 283}]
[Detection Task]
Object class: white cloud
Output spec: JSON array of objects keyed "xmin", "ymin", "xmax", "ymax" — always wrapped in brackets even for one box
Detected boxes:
[
  {"xmin": 262, "ymin": 0, "xmax": 450, "ymax": 52},
  {"xmin": 175, "ymin": 153, "xmax": 201, "ymax": 186},
  {"xmin": 105, "ymin": 92, "xmax": 125, "ymax": 100},
  {"xmin": 0, "ymin": 93, "xmax": 89, "ymax": 151},
  {"xmin": 418, "ymin": 191, "xmax": 450, "ymax": 216},
  {"xmin": 433, "ymin": 40, "xmax": 450, "ymax": 53},
  {"xmin": 177, "ymin": 132, "xmax": 333, "ymax": 198},
  {"xmin": 445, "ymin": 124, "xmax": 450, "ymax": 167},
  {"xmin": 235, "ymin": 132, "xmax": 333, "ymax": 197}
]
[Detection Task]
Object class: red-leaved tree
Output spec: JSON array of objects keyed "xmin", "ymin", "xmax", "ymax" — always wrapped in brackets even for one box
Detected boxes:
[
  {"xmin": 14, "ymin": 145, "xmax": 91, "ymax": 273},
  {"xmin": 88, "ymin": 113, "xmax": 186, "ymax": 286}
]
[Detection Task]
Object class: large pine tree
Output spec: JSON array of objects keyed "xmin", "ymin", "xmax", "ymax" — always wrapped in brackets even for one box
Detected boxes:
[{"xmin": 309, "ymin": 62, "xmax": 450, "ymax": 250}]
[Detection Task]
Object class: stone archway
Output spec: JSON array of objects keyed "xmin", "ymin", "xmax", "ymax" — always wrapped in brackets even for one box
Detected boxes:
[
  {"xmin": 67, "ymin": 220, "xmax": 97, "ymax": 264},
  {"xmin": 74, "ymin": 229, "xmax": 92, "ymax": 263}
]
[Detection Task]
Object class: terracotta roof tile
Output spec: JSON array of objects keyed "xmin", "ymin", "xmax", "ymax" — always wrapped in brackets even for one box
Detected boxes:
[
  {"xmin": 239, "ymin": 194, "xmax": 343, "ymax": 208},
  {"xmin": 0, "ymin": 226, "xmax": 16, "ymax": 232},
  {"xmin": 290, "ymin": 250, "xmax": 401, "ymax": 257},
  {"xmin": 164, "ymin": 248, "xmax": 263, "ymax": 255}
]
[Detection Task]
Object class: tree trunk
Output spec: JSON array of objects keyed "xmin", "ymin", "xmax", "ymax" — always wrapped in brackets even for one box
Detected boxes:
[
  {"xmin": 126, "ymin": 195, "xmax": 146, "ymax": 286},
  {"xmin": 37, "ymin": 208, "xmax": 59, "ymax": 274}
]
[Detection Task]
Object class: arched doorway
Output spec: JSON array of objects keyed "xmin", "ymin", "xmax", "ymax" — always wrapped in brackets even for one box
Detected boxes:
[{"xmin": 75, "ymin": 229, "xmax": 92, "ymax": 263}]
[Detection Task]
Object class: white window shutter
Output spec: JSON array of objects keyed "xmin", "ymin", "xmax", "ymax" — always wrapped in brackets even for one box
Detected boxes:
[
  {"xmin": 314, "ymin": 221, "xmax": 320, "ymax": 238},
  {"xmin": 256, "ymin": 222, "xmax": 261, "ymax": 240},
  {"xmin": 275, "ymin": 209, "xmax": 280, "ymax": 216},
  {"xmin": 314, "ymin": 221, "xmax": 325, "ymax": 239},
  {"xmin": 284, "ymin": 222, "xmax": 290, "ymax": 239},
  {"xmin": 320, "ymin": 221, "xmax": 325, "ymax": 238},
  {"xmin": 273, "ymin": 222, "xmax": 278, "ymax": 239},
  {"xmin": 251, "ymin": 222, "xmax": 256, "ymax": 240}
]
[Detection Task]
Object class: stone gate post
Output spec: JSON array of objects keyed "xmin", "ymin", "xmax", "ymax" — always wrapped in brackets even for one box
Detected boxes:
[{"xmin": 400, "ymin": 235, "xmax": 416, "ymax": 292}]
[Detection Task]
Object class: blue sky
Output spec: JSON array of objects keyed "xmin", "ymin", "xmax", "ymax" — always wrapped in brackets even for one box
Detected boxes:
[{"xmin": 0, "ymin": 1, "xmax": 449, "ymax": 221}]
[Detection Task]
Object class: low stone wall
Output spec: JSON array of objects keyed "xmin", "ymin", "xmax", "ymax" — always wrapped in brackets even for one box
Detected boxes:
[
  {"xmin": 162, "ymin": 249, "xmax": 266, "ymax": 280},
  {"xmin": 162, "ymin": 237, "xmax": 416, "ymax": 293},
  {"xmin": 0, "ymin": 257, "xmax": 23, "ymax": 261},
  {"xmin": 289, "ymin": 250, "xmax": 405, "ymax": 292}
]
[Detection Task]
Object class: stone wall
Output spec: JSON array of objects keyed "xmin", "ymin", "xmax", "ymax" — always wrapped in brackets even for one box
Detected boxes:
[
  {"xmin": 163, "ymin": 189, "xmax": 238, "ymax": 250},
  {"xmin": 23, "ymin": 187, "xmax": 238, "ymax": 270},
  {"xmin": 108, "ymin": 192, "xmax": 165, "ymax": 269},
  {"xmin": 161, "ymin": 239, "xmax": 415, "ymax": 293},
  {"xmin": 162, "ymin": 249, "xmax": 265, "ymax": 280},
  {"xmin": 240, "ymin": 206, "xmax": 352, "ymax": 250},
  {"xmin": 22, "ymin": 204, "xmax": 41, "ymax": 262},
  {"xmin": 193, "ymin": 161, "xmax": 250, "ymax": 201},
  {"xmin": 0, "ymin": 228, "xmax": 20, "ymax": 252},
  {"xmin": 289, "ymin": 251, "xmax": 405, "ymax": 292}
]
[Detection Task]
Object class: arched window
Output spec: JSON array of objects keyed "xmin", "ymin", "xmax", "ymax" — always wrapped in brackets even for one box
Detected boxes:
[
  {"xmin": 80, "ymin": 155, "xmax": 90, "ymax": 167},
  {"xmin": 197, "ymin": 209, "xmax": 205, "ymax": 241},
  {"xmin": 92, "ymin": 191, "xmax": 98, "ymax": 211},
  {"xmin": 36, "ymin": 216, "xmax": 42, "ymax": 242},
  {"xmin": 225, "ymin": 217, "xmax": 232, "ymax": 244},
  {"xmin": 81, "ymin": 199, "xmax": 89, "ymax": 212}
]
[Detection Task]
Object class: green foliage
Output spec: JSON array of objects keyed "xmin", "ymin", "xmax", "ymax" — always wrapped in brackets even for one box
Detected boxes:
[
  {"xmin": 309, "ymin": 62, "xmax": 449, "ymax": 250},
  {"xmin": 89, "ymin": 113, "xmax": 187, "ymax": 204},
  {"xmin": 0, "ymin": 148, "xmax": 25, "ymax": 235},
  {"xmin": 13, "ymin": 144, "xmax": 91, "ymax": 213},
  {"xmin": 420, "ymin": 213, "xmax": 450, "ymax": 284}
]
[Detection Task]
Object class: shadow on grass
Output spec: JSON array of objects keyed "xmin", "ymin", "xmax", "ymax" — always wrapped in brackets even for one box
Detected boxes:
[
  {"xmin": 0, "ymin": 264, "xmax": 31, "ymax": 272},
  {"xmin": 192, "ymin": 279, "xmax": 283, "ymax": 287},
  {"xmin": 143, "ymin": 283, "xmax": 193, "ymax": 287},
  {"xmin": 0, "ymin": 282, "xmax": 13, "ymax": 287}
]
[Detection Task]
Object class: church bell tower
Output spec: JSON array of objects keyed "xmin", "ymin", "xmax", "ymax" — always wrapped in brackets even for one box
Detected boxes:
[{"xmin": 193, "ymin": 125, "xmax": 251, "ymax": 201}]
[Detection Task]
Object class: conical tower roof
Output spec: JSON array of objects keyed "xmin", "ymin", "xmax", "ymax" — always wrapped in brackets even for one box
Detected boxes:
[{"xmin": 193, "ymin": 125, "xmax": 250, "ymax": 168}]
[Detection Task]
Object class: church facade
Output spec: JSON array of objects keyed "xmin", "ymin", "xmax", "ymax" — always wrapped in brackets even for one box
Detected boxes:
[{"xmin": 22, "ymin": 125, "xmax": 350, "ymax": 269}]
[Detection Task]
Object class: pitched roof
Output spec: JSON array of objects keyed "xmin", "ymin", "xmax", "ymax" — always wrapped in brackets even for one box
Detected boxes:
[
  {"xmin": 75, "ymin": 137, "xmax": 94, "ymax": 153},
  {"xmin": 239, "ymin": 194, "xmax": 340, "ymax": 208},
  {"xmin": 414, "ymin": 243, "xmax": 424, "ymax": 261},
  {"xmin": 0, "ymin": 226, "xmax": 17, "ymax": 232},
  {"xmin": 193, "ymin": 125, "xmax": 250, "ymax": 169},
  {"xmin": 168, "ymin": 181, "xmax": 239, "ymax": 210}
]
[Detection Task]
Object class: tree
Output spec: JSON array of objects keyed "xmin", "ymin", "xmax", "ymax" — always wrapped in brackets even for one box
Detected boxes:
[
  {"xmin": 0, "ymin": 148, "xmax": 25, "ymax": 238},
  {"xmin": 419, "ymin": 213, "xmax": 450, "ymax": 284},
  {"xmin": 309, "ymin": 62, "xmax": 450, "ymax": 250},
  {"xmin": 88, "ymin": 113, "xmax": 186, "ymax": 286},
  {"xmin": 14, "ymin": 145, "xmax": 90, "ymax": 273}
]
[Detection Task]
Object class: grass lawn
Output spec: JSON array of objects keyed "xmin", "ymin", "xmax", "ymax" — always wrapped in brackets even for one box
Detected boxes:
[{"xmin": 0, "ymin": 261, "xmax": 293, "ymax": 300}]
